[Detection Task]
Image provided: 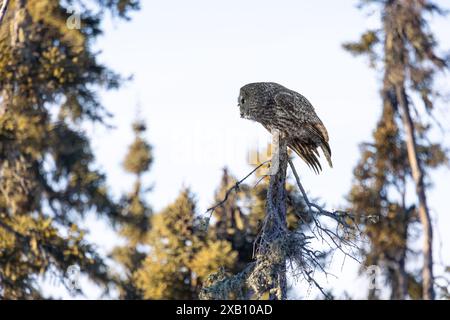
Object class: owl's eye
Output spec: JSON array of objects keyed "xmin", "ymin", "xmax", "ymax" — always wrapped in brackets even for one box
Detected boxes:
[{"xmin": 240, "ymin": 97, "xmax": 245, "ymax": 105}]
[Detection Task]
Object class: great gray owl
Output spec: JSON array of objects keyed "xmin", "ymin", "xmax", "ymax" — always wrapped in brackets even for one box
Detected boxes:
[{"xmin": 238, "ymin": 82, "xmax": 332, "ymax": 173}]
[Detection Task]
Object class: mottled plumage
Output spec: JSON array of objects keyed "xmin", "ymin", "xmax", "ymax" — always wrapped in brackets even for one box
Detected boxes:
[{"xmin": 238, "ymin": 82, "xmax": 332, "ymax": 173}]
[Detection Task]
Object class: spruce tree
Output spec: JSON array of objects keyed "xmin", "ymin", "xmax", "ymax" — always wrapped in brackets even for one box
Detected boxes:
[
  {"xmin": 344, "ymin": 0, "xmax": 448, "ymax": 299},
  {"xmin": 208, "ymin": 168, "xmax": 254, "ymax": 273},
  {"xmin": 133, "ymin": 189, "xmax": 237, "ymax": 299},
  {"xmin": 112, "ymin": 120, "xmax": 153, "ymax": 299},
  {"xmin": 0, "ymin": 0, "xmax": 139, "ymax": 298}
]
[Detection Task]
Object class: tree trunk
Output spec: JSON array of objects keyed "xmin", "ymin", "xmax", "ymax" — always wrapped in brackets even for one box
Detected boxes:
[
  {"xmin": 266, "ymin": 130, "xmax": 288, "ymax": 300},
  {"xmin": 389, "ymin": 204, "xmax": 409, "ymax": 300},
  {"xmin": 396, "ymin": 85, "xmax": 434, "ymax": 300},
  {"xmin": 389, "ymin": 256, "xmax": 408, "ymax": 299}
]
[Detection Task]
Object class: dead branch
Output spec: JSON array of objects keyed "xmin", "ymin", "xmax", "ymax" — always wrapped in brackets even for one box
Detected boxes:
[
  {"xmin": 288, "ymin": 159, "xmax": 361, "ymax": 263},
  {"xmin": 204, "ymin": 160, "xmax": 270, "ymax": 217},
  {"xmin": 202, "ymin": 143, "xmax": 361, "ymax": 300}
]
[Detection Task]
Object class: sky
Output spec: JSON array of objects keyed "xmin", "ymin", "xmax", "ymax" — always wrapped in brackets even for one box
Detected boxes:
[{"xmin": 44, "ymin": 0, "xmax": 450, "ymax": 299}]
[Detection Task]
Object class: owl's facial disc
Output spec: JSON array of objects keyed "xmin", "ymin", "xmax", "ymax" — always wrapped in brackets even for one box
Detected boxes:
[{"xmin": 238, "ymin": 89, "xmax": 255, "ymax": 120}]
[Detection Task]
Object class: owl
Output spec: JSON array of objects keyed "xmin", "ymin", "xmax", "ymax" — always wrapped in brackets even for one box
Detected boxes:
[{"xmin": 238, "ymin": 82, "xmax": 332, "ymax": 173}]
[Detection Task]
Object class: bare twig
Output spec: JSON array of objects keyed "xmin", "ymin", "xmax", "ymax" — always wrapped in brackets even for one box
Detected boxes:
[
  {"xmin": 288, "ymin": 158, "xmax": 361, "ymax": 265},
  {"xmin": 204, "ymin": 160, "xmax": 270, "ymax": 217},
  {"xmin": 288, "ymin": 159, "xmax": 357, "ymax": 227}
]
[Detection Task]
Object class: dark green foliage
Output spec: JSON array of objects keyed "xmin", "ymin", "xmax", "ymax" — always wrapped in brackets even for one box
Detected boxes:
[
  {"xmin": 0, "ymin": 0, "xmax": 139, "ymax": 298},
  {"xmin": 111, "ymin": 120, "xmax": 153, "ymax": 299},
  {"xmin": 133, "ymin": 189, "xmax": 237, "ymax": 299}
]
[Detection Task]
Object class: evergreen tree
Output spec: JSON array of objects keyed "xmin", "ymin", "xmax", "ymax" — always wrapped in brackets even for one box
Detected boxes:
[
  {"xmin": 344, "ymin": 0, "xmax": 448, "ymax": 299},
  {"xmin": 133, "ymin": 189, "xmax": 237, "ymax": 299},
  {"xmin": 208, "ymin": 168, "xmax": 254, "ymax": 273},
  {"xmin": 0, "ymin": 0, "xmax": 139, "ymax": 298},
  {"xmin": 112, "ymin": 120, "xmax": 153, "ymax": 299}
]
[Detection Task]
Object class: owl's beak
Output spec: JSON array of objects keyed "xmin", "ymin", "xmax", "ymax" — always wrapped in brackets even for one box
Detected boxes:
[
  {"xmin": 240, "ymin": 111, "xmax": 251, "ymax": 120},
  {"xmin": 239, "ymin": 108, "xmax": 244, "ymax": 118}
]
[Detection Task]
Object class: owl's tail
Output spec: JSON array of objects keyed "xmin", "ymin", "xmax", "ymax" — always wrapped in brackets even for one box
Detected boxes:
[
  {"xmin": 289, "ymin": 140, "xmax": 332, "ymax": 174},
  {"xmin": 320, "ymin": 140, "xmax": 333, "ymax": 169}
]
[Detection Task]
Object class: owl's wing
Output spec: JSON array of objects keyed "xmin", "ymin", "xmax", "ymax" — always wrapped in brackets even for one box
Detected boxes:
[{"xmin": 274, "ymin": 91, "xmax": 332, "ymax": 173}]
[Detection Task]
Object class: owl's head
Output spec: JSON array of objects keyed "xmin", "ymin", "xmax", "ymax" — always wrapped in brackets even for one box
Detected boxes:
[{"xmin": 238, "ymin": 82, "xmax": 281, "ymax": 121}]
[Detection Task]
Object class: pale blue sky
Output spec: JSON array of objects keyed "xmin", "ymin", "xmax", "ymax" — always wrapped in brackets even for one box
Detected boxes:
[{"xmin": 46, "ymin": 0, "xmax": 450, "ymax": 299}]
